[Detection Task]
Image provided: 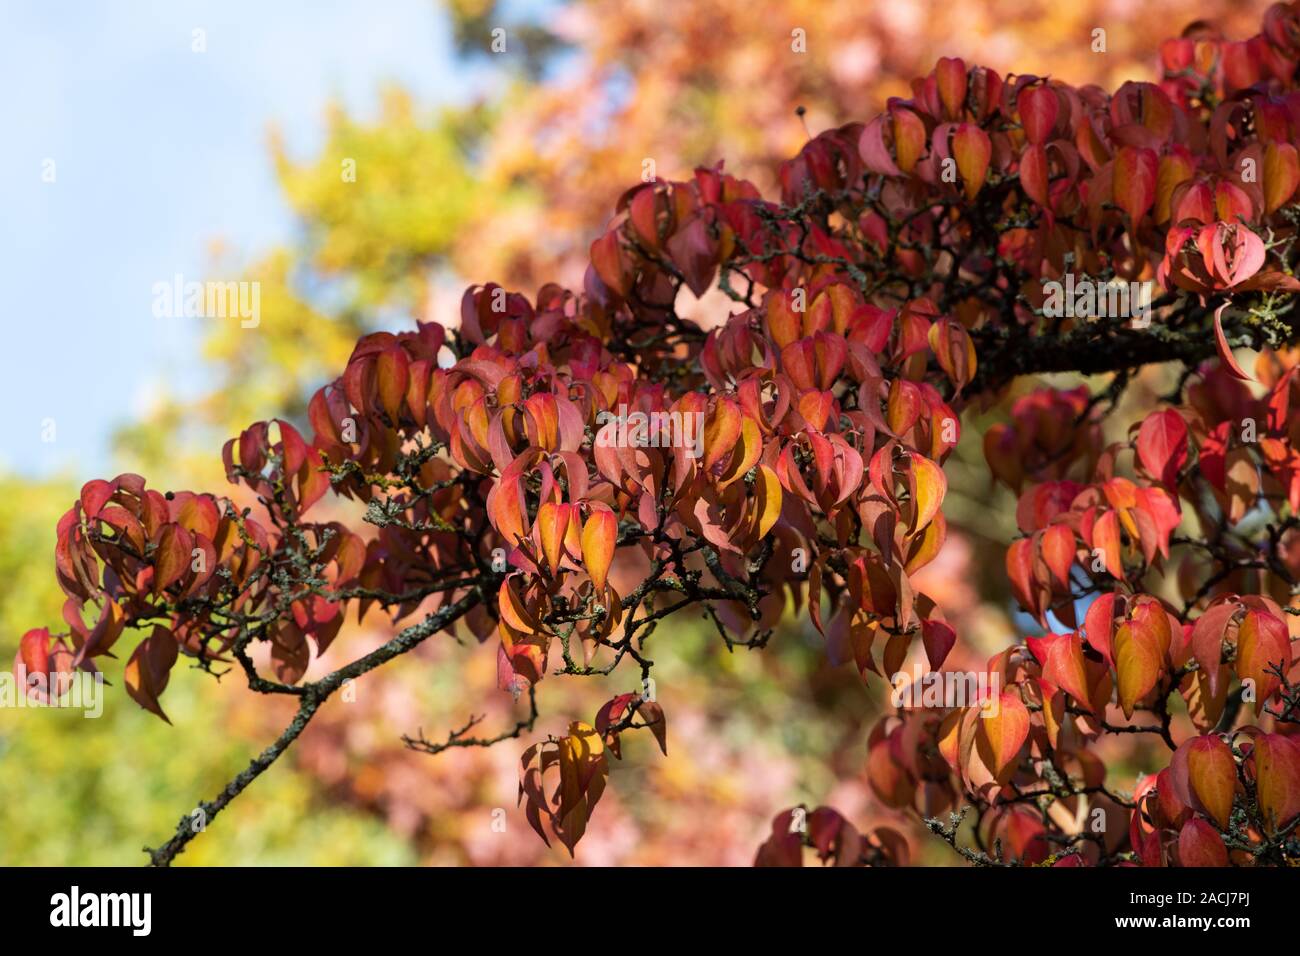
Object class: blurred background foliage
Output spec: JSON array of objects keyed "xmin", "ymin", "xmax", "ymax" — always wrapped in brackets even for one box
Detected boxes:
[{"xmin": 1, "ymin": 0, "xmax": 1268, "ymax": 865}]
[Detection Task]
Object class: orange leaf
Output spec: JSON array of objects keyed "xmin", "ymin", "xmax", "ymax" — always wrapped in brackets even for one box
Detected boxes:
[
  {"xmin": 904, "ymin": 509, "xmax": 947, "ymax": 575},
  {"xmin": 703, "ymin": 398, "xmax": 743, "ymax": 472},
  {"xmin": 1254, "ymin": 733, "xmax": 1300, "ymax": 833},
  {"xmin": 555, "ymin": 721, "xmax": 609, "ymax": 855},
  {"xmin": 978, "ymin": 690, "xmax": 1029, "ymax": 780},
  {"xmin": 1113, "ymin": 621, "xmax": 1161, "ymax": 718},
  {"xmin": 486, "ymin": 471, "xmax": 529, "ymax": 547},
  {"xmin": 887, "ymin": 379, "xmax": 923, "ymax": 436},
  {"xmin": 1092, "ymin": 509, "xmax": 1123, "ymax": 579},
  {"xmin": 927, "ymin": 318, "xmax": 977, "ymax": 391},
  {"xmin": 717, "ymin": 414, "xmax": 763, "ymax": 490},
  {"xmin": 1154, "ymin": 148, "xmax": 1194, "ymax": 223},
  {"xmin": 1039, "ymin": 524, "xmax": 1075, "ymax": 589},
  {"xmin": 892, "ymin": 107, "xmax": 927, "ymax": 173},
  {"xmin": 375, "ymin": 347, "xmax": 410, "ymax": 422},
  {"xmin": 935, "ymin": 57, "xmax": 967, "ymax": 118},
  {"xmin": 580, "ymin": 508, "xmax": 617, "ymax": 594},
  {"xmin": 765, "ymin": 289, "xmax": 803, "ymax": 350},
  {"xmin": 953, "ymin": 124, "xmax": 992, "ymax": 200},
  {"xmin": 152, "ymin": 523, "xmax": 192, "ymax": 596},
  {"xmin": 1236, "ymin": 609, "xmax": 1291, "ymax": 715},
  {"xmin": 752, "ymin": 464, "xmax": 783, "ymax": 540},
  {"xmin": 908, "ymin": 454, "xmax": 946, "ymax": 534},
  {"xmin": 536, "ymin": 501, "xmax": 569, "ymax": 576},
  {"xmin": 1186, "ymin": 735, "xmax": 1236, "ymax": 830},
  {"xmin": 1263, "ymin": 142, "xmax": 1300, "ymax": 214}
]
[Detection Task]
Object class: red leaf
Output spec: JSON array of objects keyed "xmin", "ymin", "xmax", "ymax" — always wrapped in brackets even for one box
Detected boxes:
[
  {"xmin": 1213, "ymin": 302, "xmax": 1252, "ymax": 381},
  {"xmin": 1136, "ymin": 409, "xmax": 1188, "ymax": 488},
  {"xmin": 935, "ymin": 57, "xmax": 967, "ymax": 118},
  {"xmin": 921, "ymin": 619, "xmax": 956, "ymax": 671},
  {"xmin": 80, "ymin": 479, "xmax": 116, "ymax": 519},
  {"xmin": 1019, "ymin": 85, "xmax": 1059, "ymax": 145},
  {"xmin": 1084, "ymin": 592, "xmax": 1118, "ymax": 661},
  {"xmin": 1019, "ymin": 144, "xmax": 1050, "ymax": 208},
  {"xmin": 152, "ymin": 524, "xmax": 192, "ymax": 596},
  {"xmin": 1190, "ymin": 601, "xmax": 1239, "ymax": 698},
  {"xmin": 1028, "ymin": 632, "xmax": 1092, "ymax": 711},
  {"xmin": 17, "ymin": 628, "xmax": 51, "ymax": 679},
  {"xmin": 1039, "ymin": 524, "xmax": 1075, "ymax": 589},
  {"xmin": 1006, "ymin": 537, "xmax": 1038, "ymax": 617},
  {"xmin": 590, "ymin": 230, "xmax": 630, "ymax": 298},
  {"xmin": 124, "ymin": 627, "xmax": 179, "ymax": 723},
  {"xmin": 665, "ymin": 216, "xmax": 718, "ymax": 297},
  {"xmin": 1178, "ymin": 818, "xmax": 1228, "ymax": 867},
  {"xmin": 1113, "ymin": 146, "xmax": 1158, "ymax": 224}
]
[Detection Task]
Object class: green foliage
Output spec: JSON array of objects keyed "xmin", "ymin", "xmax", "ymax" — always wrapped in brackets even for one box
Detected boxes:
[
  {"xmin": 0, "ymin": 476, "xmax": 414, "ymax": 865},
  {"xmin": 271, "ymin": 88, "xmax": 483, "ymax": 304}
]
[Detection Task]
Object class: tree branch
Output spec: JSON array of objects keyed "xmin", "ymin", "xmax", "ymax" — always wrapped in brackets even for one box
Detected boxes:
[
  {"xmin": 143, "ymin": 586, "xmax": 483, "ymax": 866},
  {"xmin": 967, "ymin": 305, "xmax": 1271, "ymax": 396}
]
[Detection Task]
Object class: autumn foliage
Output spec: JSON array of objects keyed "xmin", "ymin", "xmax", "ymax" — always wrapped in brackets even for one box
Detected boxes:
[{"xmin": 25, "ymin": 4, "xmax": 1300, "ymax": 866}]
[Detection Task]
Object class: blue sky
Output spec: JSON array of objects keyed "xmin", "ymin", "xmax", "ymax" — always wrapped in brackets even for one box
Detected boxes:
[{"xmin": 0, "ymin": 0, "xmax": 484, "ymax": 477}]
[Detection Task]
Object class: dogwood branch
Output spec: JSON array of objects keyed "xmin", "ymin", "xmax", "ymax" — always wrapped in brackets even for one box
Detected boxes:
[{"xmin": 144, "ymin": 586, "xmax": 484, "ymax": 866}]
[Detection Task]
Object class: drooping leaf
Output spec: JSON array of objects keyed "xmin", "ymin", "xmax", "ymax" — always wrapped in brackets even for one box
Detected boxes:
[
  {"xmin": 580, "ymin": 508, "xmax": 617, "ymax": 594},
  {"xmin": 1185, "ymin": 735, "xmax": 1236, "ymax": 831},
  {"xmin": 1136, "ymin": 409, "xmax": 1188, "ymax": 488},
  {"xmin": 977, "ymin": 690, "xmax": 1029, "ymax": 780},
  {"xmin": 1254, "ymin": 733, "xmax": 1300, "ymax": 834},
  {"xmin": 1178, "ymin": 818, "xmax": 1228, "ymax": 867}
]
